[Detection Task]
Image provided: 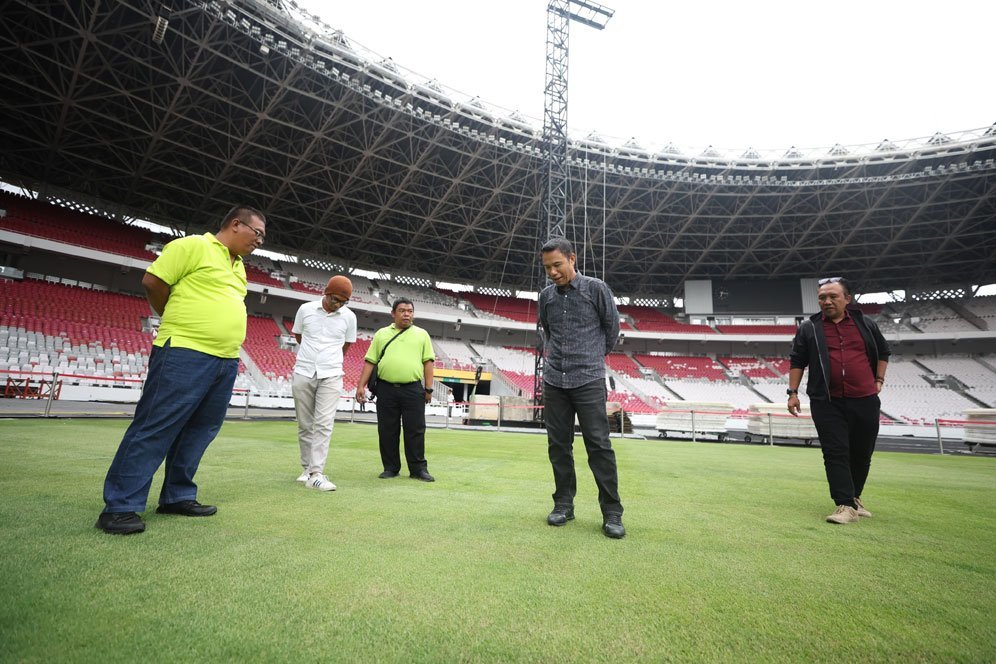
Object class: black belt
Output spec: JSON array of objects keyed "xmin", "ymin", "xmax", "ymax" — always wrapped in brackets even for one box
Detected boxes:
[{"xmin": 383, "ymin": 380, "xmax": 422, "ymax": 388}]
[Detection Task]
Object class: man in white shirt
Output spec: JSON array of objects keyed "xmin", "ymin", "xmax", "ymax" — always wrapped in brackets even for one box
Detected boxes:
[{"xmin": 292, "ymin": 275, "xmax": 357, "ymax": 491}]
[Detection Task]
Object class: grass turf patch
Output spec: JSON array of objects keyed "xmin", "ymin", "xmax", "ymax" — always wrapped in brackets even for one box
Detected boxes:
[{"xmin": 1, "ymin": 419, "xmax": 994, "ymax": 662}]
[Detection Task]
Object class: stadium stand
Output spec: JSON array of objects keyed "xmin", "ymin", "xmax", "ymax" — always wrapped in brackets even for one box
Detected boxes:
[
  {"xmin": 607, "ymin": 390, "xmax": 655, "ymax": 414},
  {"xmin": 715, "ymin": 325, "xmax": 797, "ymax": 335},
  {"xmin": 720, "ymin": 357, "xmax": 779, "ymax": 379},
  {"xmin": 433, "ymin": 338, "xmax": 477, "ymax": 371},
  {"xmin": 0, "ymin": 278, "xmax": 153, "ymax": 380},
  {"xmin": 0, "ymin": 278, "xmax": 151, "ymax": 352},
  {"xmin": 289, "ymin": 281, "xmax": 322, "ymax": 295},
  {"xmin": 618, "ymin": 306, "xmax": 714, "ymax": 333},
  {"xmin": 961, "ymin": 296, "xmax": 996, "ymax": 327},
  {"xmin": 966, "ymin": 362, "xmax": 996, "ymax": 407},
  {"xmin": 872, "ymin": 301, "xmax": 991, "ymax": 333},
  {"xmin": 0, "ymin": 191, "xmax": 159, "ymax": 261},
  {"xmin": 619, "ymin": 375, "xmax": 673, "ymax": 403},
  {"xmin": 383, "ymin": 283, "xmax": 465, "ymax": 316},
  {"xmin": 0, "ymin": 325, "xmax": 149, "ymax": 382},
  {"xmin": 662, "ymin": 381, "xmax": 758, "ymax": 415},
  {"xmin": 1, "ymin": 190, "xmax": 993, "ymax": 424},
  {"xmin": 899, "ymin": 301, "xmax": 982, "ymax": 333},
  {"xmin": 450, "ymin": 291, "xmax": 537, "ymax": 323},
  {"xmin": 245, "ymin": 253, "xmax": 280, "ymax": 274},
  {"xmin": 878, "ymin": 385, "xmax": 980, "ymax": 425},
  {"xmin": 870, "ymin": 310, "xmax": 912, "ymax": 334},
  {"xmin": 765, "ymin": 357, "xmax": 790, "ymax": 376},
  {"xmin": 3, "ymin": 266, "xmax": 993, "ymax": 422},
  {"xmin": 635, "ymin": 354, "xmax": 727, "ymax": 381},
  {"xmin": 751, "ymin": 382, "xmax": 806, "ymax": 406},
  {"xmin": 605, "ymin": 353, "xmax": 643, "ymax": 377},
  {"xmin": 240, "ymin": 316, "xmax": 295, "ymax": 393},
  {"xmin": 880, "ymin": 358, "xmax": 932, "ymax": 387},
  {"xmin": 243, "ymin": 264, "xmax": 285, "ymax": 289},
  {"xmin": 472, "ymin": 343, "xmax": 535, "ymax": 374},
  {"xmin": 916, "ymin": 356, "xmax": 996, "ymax": 387}
]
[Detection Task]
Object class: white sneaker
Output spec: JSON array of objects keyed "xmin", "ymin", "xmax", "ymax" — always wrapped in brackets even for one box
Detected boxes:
[
  {"xmin": 296, "ymin": 471, "xmax": 309, "ymax": 484},
  {"xmin": 305, "ymin": 474, "xmax": 337, "ymax": 491}
]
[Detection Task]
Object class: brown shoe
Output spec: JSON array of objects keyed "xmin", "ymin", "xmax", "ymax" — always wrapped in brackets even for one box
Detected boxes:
[
  {"xmin": 854, "ymin": 497, "xmax": 872, "ymax": 518},
  {"xmin": 826, "ymin": 505, "xmax": 859, "ymax": 524}
]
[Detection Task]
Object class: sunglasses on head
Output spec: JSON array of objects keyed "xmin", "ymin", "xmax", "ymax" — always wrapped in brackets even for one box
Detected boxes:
[{"xmin": 818, "ymin": 277, "xmax": 843, "ymax": 285}]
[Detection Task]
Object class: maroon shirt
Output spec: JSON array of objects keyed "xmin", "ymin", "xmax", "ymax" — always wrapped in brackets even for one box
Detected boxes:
[{"xmin": 822, "ymin": 310, "xmax": 877, "ymax": 398}]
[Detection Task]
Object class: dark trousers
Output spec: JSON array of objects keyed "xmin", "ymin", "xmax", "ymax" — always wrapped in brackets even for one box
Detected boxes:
[
  {"xmin": 544, "ymin": 379, "xmax": 623, "ymax": 516},
  {"xmin": 376, "ymin": 381, "xmax": 428, "ymax": 474},
  {"xmin": 102, "ymin": 341, "xmax": 238, "ymax": 513},
  {"xmin": 810, "ymin": 395, "xmax": 881, "ymax": 507}
]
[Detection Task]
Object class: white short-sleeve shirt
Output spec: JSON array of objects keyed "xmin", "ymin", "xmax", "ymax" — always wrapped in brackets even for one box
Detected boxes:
[{"xmin": 292, "ymin": 300, "xmax": 357, "ymax": 378}]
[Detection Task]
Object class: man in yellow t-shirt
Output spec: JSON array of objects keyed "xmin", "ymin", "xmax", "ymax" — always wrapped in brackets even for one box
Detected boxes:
[
  {"xmin": 96, "ymin": 206, "xmax": 266, "ymax": 535},
  {"xmin": 355, "ymin": 299, "xmax": 436, "ymax": 481}
]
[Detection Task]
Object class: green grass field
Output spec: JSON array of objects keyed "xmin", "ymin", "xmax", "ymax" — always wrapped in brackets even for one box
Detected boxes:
[{"xmin": 1, "ymin": 419, "xmax": 994, "ymax": 663}]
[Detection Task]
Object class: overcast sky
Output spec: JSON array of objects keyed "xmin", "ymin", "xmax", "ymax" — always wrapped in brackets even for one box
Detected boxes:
[{"xmin": 296, "ymin": 0, "xmax": 995, "ymax": 152}]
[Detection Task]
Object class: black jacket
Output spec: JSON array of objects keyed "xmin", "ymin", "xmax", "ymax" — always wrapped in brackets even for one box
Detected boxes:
[{"xmin": 789, "ymin": 308, "xmax": 890, "ymax": 401}]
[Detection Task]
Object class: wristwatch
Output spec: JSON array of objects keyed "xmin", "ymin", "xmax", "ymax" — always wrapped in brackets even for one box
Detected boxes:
[
  {"xmin": 424, "ymin": 387, "xmax": 433, "ymax": 393},
  {"xmin": 786, "ymin": 388, "xmax": 798, "ymax": 396}
]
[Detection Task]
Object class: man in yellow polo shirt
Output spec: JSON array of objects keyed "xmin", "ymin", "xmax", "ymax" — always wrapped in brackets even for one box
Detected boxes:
[
  {"xmin": 355, "ymin": 299, "xmax": 436, "ymax": 481},
  {"xmin": 96, "ymin": 206, "xmax": 266, "ymax": 535}
]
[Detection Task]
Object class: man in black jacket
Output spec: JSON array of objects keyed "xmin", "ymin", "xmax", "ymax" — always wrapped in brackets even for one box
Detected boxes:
[{"xmin": 788, "ymin": 277, "xmax": 890, "ymax": 524}]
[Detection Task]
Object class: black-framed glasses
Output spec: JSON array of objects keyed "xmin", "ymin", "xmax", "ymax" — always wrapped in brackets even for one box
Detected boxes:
[
  {"xmin": 818, "ymin": 277, "xmax": 842, "ymax": 285},
  {"xmin": 240, "ymin": 220, "xmax": 265, "ymax": 242}
]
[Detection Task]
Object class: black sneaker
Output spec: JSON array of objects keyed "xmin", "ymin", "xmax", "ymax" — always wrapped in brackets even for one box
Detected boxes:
[
  {"xmin": 602, "ymin": 513, "xmax": 625, "ymax": 539},
  {"xmin": 95, "ymin": 511, "xmax": 146, "ymax": 535},
  {"xmin": 155, "ymin": 500, "xmax": 217, "ymax": 517},
  {"xmin": 547, "ymin": 505, "xmax": 575, "ymax": 526}
]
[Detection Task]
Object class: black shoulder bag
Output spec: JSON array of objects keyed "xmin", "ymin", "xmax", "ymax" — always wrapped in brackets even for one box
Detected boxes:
[{"xmin": 367, "ymin": 326, "xmax": 409, "ymax": 398}]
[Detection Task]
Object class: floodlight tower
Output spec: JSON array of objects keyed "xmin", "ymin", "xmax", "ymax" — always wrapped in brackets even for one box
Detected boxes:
[{"xmin": 534, "ymin": 0, "xmax": 614, "ymax": 416}]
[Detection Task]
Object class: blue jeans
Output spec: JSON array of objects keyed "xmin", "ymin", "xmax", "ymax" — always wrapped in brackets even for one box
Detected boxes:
[
  {"xmin": 544, "ymin": 379, "xmax": 623, "ymax": 516},
  {"xmin": 102, "ymin": 340, "xmax": 238, "ymax": 513}
]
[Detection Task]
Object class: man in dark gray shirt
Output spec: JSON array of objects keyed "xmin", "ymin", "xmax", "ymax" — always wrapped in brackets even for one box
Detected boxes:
[{"xmin": 538, "ymin": 237, "xmax": 625, "ymax": 538}]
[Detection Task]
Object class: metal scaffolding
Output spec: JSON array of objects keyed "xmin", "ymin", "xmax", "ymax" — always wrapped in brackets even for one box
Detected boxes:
[{"xmin": 535, "ymin": 0, "xmax": 615, "ymax": 416}]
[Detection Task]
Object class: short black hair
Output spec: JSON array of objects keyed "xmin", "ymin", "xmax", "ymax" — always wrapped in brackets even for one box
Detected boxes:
[
  {"xmin": 541, "ymin": 237, "xmax": 574, "ymax": 257},
  {"xmin": 220, "ymin": 205, "xmax": 265, "ymax": 230},
  {"xmin": 392, "ymin": 298, "xmax": 414, "ymax": 312}
]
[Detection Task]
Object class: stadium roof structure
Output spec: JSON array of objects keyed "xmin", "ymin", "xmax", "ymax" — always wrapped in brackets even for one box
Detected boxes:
[{"xmin": 1, "ymin": 0, "xmax": 995, "ymax": 298}]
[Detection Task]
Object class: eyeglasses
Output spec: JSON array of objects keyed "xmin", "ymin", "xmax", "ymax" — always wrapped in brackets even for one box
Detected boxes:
[
  {"xmin": 818, "ymin": 277, "xmax": 842, "ymax": 285},
  {"xmin": 240, "ymin": 220, "xmax": 265, "ymax": 243},
  {"xmin": 324, "ymin": 294, "xmax": 349, "ymax": 305}
]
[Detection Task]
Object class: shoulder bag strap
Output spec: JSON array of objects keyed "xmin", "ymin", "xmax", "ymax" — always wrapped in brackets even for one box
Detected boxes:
[{"xmin": 377, "ymin": 326, "xmax": 409, "ymax": 363}]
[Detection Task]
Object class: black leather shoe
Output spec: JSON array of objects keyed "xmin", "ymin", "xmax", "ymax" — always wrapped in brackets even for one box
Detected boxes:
[
  {"xmin": 378, "ymin": 471, "xmax": 400, "ymax": 479},
  {"xmin": 410, "ymin": 470, "xmax": 435, "ymax": 482},
  {"xmin": 95, "ymin": 511, "xmax": 145, "ymax": 535},
  {"xmin": 602, "ymin": 513, "xmax": 625, "ymax": 539},
  {"xmin": 155, "ymin": 500, "xmax": 217, "ymax": 517},
  {"xmin": 547, "ymin": 505, "xmax": 575, "ymax": 526}
]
